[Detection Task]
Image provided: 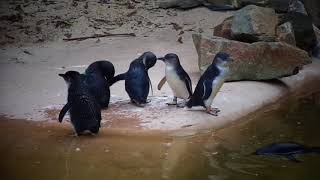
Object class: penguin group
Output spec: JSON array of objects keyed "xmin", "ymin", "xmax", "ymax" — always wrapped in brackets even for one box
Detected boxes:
[{"xmin": 58, "ymin": 51, "xmax": 233, "ymax": 135}]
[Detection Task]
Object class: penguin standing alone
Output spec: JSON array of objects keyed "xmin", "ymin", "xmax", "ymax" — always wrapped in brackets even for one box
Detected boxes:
[
  {"xmin": 58, "ymin": 71, "xmax": 102, "ymax": 135},
  {"xmin": 84, "ymin": 60, "xmax": 115, "ymax": 108},
  {"xmin": 157, "ymin": 53, "xmax": 192, "ymax": 107},
  {"xmin": 186, "ymin": 52, "xmax": 233, "ymax": 115},
  {"xmin": 109, "ymin": 51, "xmax": 157, "ymax": 107}
]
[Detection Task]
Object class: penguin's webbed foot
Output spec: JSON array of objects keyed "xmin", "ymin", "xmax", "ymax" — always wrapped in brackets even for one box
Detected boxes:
[
  {"xmin": 167, "ymin": 97, "xmax": 177, "ymax": 106},
  {"xmin": 206, "ymin": 107, "xmax": 220, "ymax": 116},
  {"xmin": 167, "ymin": 101, "xmax": 177, "ymax": 106},
  {"xmin": 176, "ymin": 100, "xmax": 187, "ymax": 108},
  {"xmin": 131, "ymin": 99, "xmax": 146, "ymax": 107}
]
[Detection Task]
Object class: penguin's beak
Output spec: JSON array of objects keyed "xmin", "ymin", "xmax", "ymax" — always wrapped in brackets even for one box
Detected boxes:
[
  {"xmin": 157, "ymin": 57, "xmax": 165, "ymax": 61},
  {"xmin": 58, "ymin": 73, "xmax": 65, "ymax": 78}
]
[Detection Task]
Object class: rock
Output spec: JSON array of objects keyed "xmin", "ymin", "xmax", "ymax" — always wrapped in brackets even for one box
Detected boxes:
[
  {"xmin": 302, "ymin": 0, "xmax": 320, "ymax": 28},
  {"xmin": 266, "ymin": 0, "xmax": 290, "ymax": 13},
  {"xmin": 231, "ymin": 5, "xmax": 278, "ymax": 43},
  {"xmin": 157, "ymin": 0, "xmax": 201, "ymax": 9},
  {"xmin": 192, "ymin": 34, "xmax": 311, "ymax": 81},
  {"xmin": 279, "ymin": 12, "xmax": 317, "ymax": 53},
  {"xmin": 213, "ymin": 16, "xmax": 233, "ymax": 39},
  {"xmin": 314, "ymin": 25, "xmax": 320, "ymax": 40},
  {"xmin": 276, "ymin": 22, "xmax": 296, "ymax": 46},
  {"xmin": 312, "ymin": 42, "xmax": 320, "ymax": 59},
  {"xmin": 312, "ymin": 26, "xmax": 320, "ymax": 58},
  {"xmin": 288, "ymin": 0, "xmax": 307, "ymax": 15}
]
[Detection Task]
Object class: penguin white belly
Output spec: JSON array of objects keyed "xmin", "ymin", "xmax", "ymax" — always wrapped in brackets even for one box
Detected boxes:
[
  {"xmin": 204, "ymin": 67, "xmax": 229, "ymax": 108},
  {"xmin": 165, "ymin": 66, "xmax": 189, "ymax": 99}
]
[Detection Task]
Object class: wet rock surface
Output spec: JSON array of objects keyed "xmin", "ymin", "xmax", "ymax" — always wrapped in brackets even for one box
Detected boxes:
[{"xmin": 193, "ymin": 34, "xmax": 311, "ymax": 80}]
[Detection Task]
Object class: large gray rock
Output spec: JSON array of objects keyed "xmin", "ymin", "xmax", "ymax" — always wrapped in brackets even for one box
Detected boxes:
[
  {"xmin": 192, "ymin": 34, "xmax": 311, "ymax": 81},
  {"xmin": 214, "ymin": 16, "xmax": 296, "ymax": 46},
  {"xmin": 231, "ymin": 5, "xmax": 278, "ymax": 42}
]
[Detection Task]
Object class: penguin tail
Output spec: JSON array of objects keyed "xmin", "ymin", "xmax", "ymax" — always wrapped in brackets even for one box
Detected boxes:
[
  {"xmin": 58, "ymin": 102, "xmax": 72, "ymax": 123},
  {"xmin": 108, "ymin": 73, "xmax": 126, "ymax": 86}
]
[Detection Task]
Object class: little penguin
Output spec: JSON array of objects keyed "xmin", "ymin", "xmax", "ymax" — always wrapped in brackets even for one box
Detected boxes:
[
  {"xmin": 186, "ymin": 52, "xmax": 233, "ymax": 115},
  {"xmin": 59, "ymin": 71, "xmax": 102, "ymax": 135},
  {"xmin": 109, "ymin": 51, "xmax": 157, "ymax": 107},
  {"xmin": 84, "ymin": 60, "xmax": 115, "ymax": 108},
  {"xmin": 253, "ymin": 142, "xmax": 320, "ymax": 162},
  {"xmin": 157, "ymin": 53, "xmax": 192, "ymax": 107}
]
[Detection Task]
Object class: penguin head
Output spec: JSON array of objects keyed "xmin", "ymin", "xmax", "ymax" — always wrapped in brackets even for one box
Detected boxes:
[
  {"xmin": 140, "ymin": 51, "xmax": 157, "ymax": 70},
  {"xmin": 59, "ymin": 71, "xmax": 81, "ymax": 85},
  {"xmin": 157, "ymin": 53, "xmax": 180, "ymax": 66},
  {"xmin": 85, "ymin": 60, "xmax": 115, "ymax": 80},
  {"xmin": 213, "ymin": 52, "xmax": 233, "ymax": 67}
]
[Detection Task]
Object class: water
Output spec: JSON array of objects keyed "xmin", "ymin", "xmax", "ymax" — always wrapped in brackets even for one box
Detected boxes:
[{"xmin": 1, "ymin": 94, "xmax": 320, "ymax": 180}]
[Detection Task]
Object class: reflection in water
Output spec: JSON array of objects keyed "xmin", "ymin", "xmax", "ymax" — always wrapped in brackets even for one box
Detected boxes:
[{"xmin": 1, "ymin": 94, "xmax": 320, "ymax": 180}]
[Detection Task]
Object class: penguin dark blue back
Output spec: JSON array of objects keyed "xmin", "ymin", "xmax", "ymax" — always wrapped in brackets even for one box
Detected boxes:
[
  {"xmin": 108, "ymin": 52, "xmax": 157, "ymax": 106},
  {"xmin": 108, "ymin": 52, "xmax": 157, "ymax": 86},
  {"xmin": 187, "ymin": 52, "xmax": 233, "ymax": 115},
  {"xmin": 85, "ymin": 60, "xmax": 115, "ymax": 80},
  {"xmin": 254, "ymin": 142, "xmax": 320, "ymax": 162},
  {"xmin": 59, "ymin": 71, "xmax": 102, "ymax": 135},
  {"xmin": 125, "ymin": 59, "xmax": 150, "ymax": 106},
  {"xmin": 84, "ymin": 60, "xmax": 115, "ymax": 108}
]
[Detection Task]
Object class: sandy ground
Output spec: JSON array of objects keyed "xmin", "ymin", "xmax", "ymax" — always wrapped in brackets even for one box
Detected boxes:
[{"xmin": 0, "ymin": 1, "xmax": 235, "ymax": 130}]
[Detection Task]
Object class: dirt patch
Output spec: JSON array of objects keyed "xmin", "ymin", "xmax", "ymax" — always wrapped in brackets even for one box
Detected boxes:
[{"xmin": 0, "ymin": 0, "xmax": 232, "ymax": 47}]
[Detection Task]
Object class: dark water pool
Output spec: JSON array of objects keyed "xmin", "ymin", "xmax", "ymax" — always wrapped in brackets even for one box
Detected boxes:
[{"xmin": 2, "ymin": 94, "xmax": 320, "ymax": 180}]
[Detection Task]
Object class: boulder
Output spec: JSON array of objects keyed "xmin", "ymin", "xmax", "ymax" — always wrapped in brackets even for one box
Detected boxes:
[
  {"xmin": 313, "ymin": 25, "xmax": 320, "ymax": 58},
  {"xmin": 231, "ymin": 5, "xmax": 278, "ymax": 43},
  {"xmin": 303, "ymin": 0, "xmax": 320, "ymax": 28},
  {"xmin": 192, "ymin": 34, "xmax": 311, "ymax": 81},
  {"xmin": 279, "ymin": 12, "xmax": 317, "ymax": 53},
  {"xmin": 276, "ymin": 22, "xmax": 296, "ymax": 46},
  {"xmin": 314, "ymin": 25, "xmax": 320, "ymax": 40}
]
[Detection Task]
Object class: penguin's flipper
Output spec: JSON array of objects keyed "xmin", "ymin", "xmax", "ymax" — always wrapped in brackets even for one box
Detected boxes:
[
  {"xmin": 108, "ymin": 73, "xmax": 126, "ymax": 86},
  {"xmin": 202, "ymin": 80, "xmax": 212, "ymax": 100},
  {"xmin": 184, "ymin": 76, "xmax": 192, "ymax": 97},
  {"xmin": 157, "ymin": 76, "xmax": 166, "ymax": 90},
  {"xmin": 148, "ymin": 75, "xmax": 154, "ymax": 96},
  {"xmin": 58, "ymin": 102, "xmax": 72, "ymax": 123}
]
